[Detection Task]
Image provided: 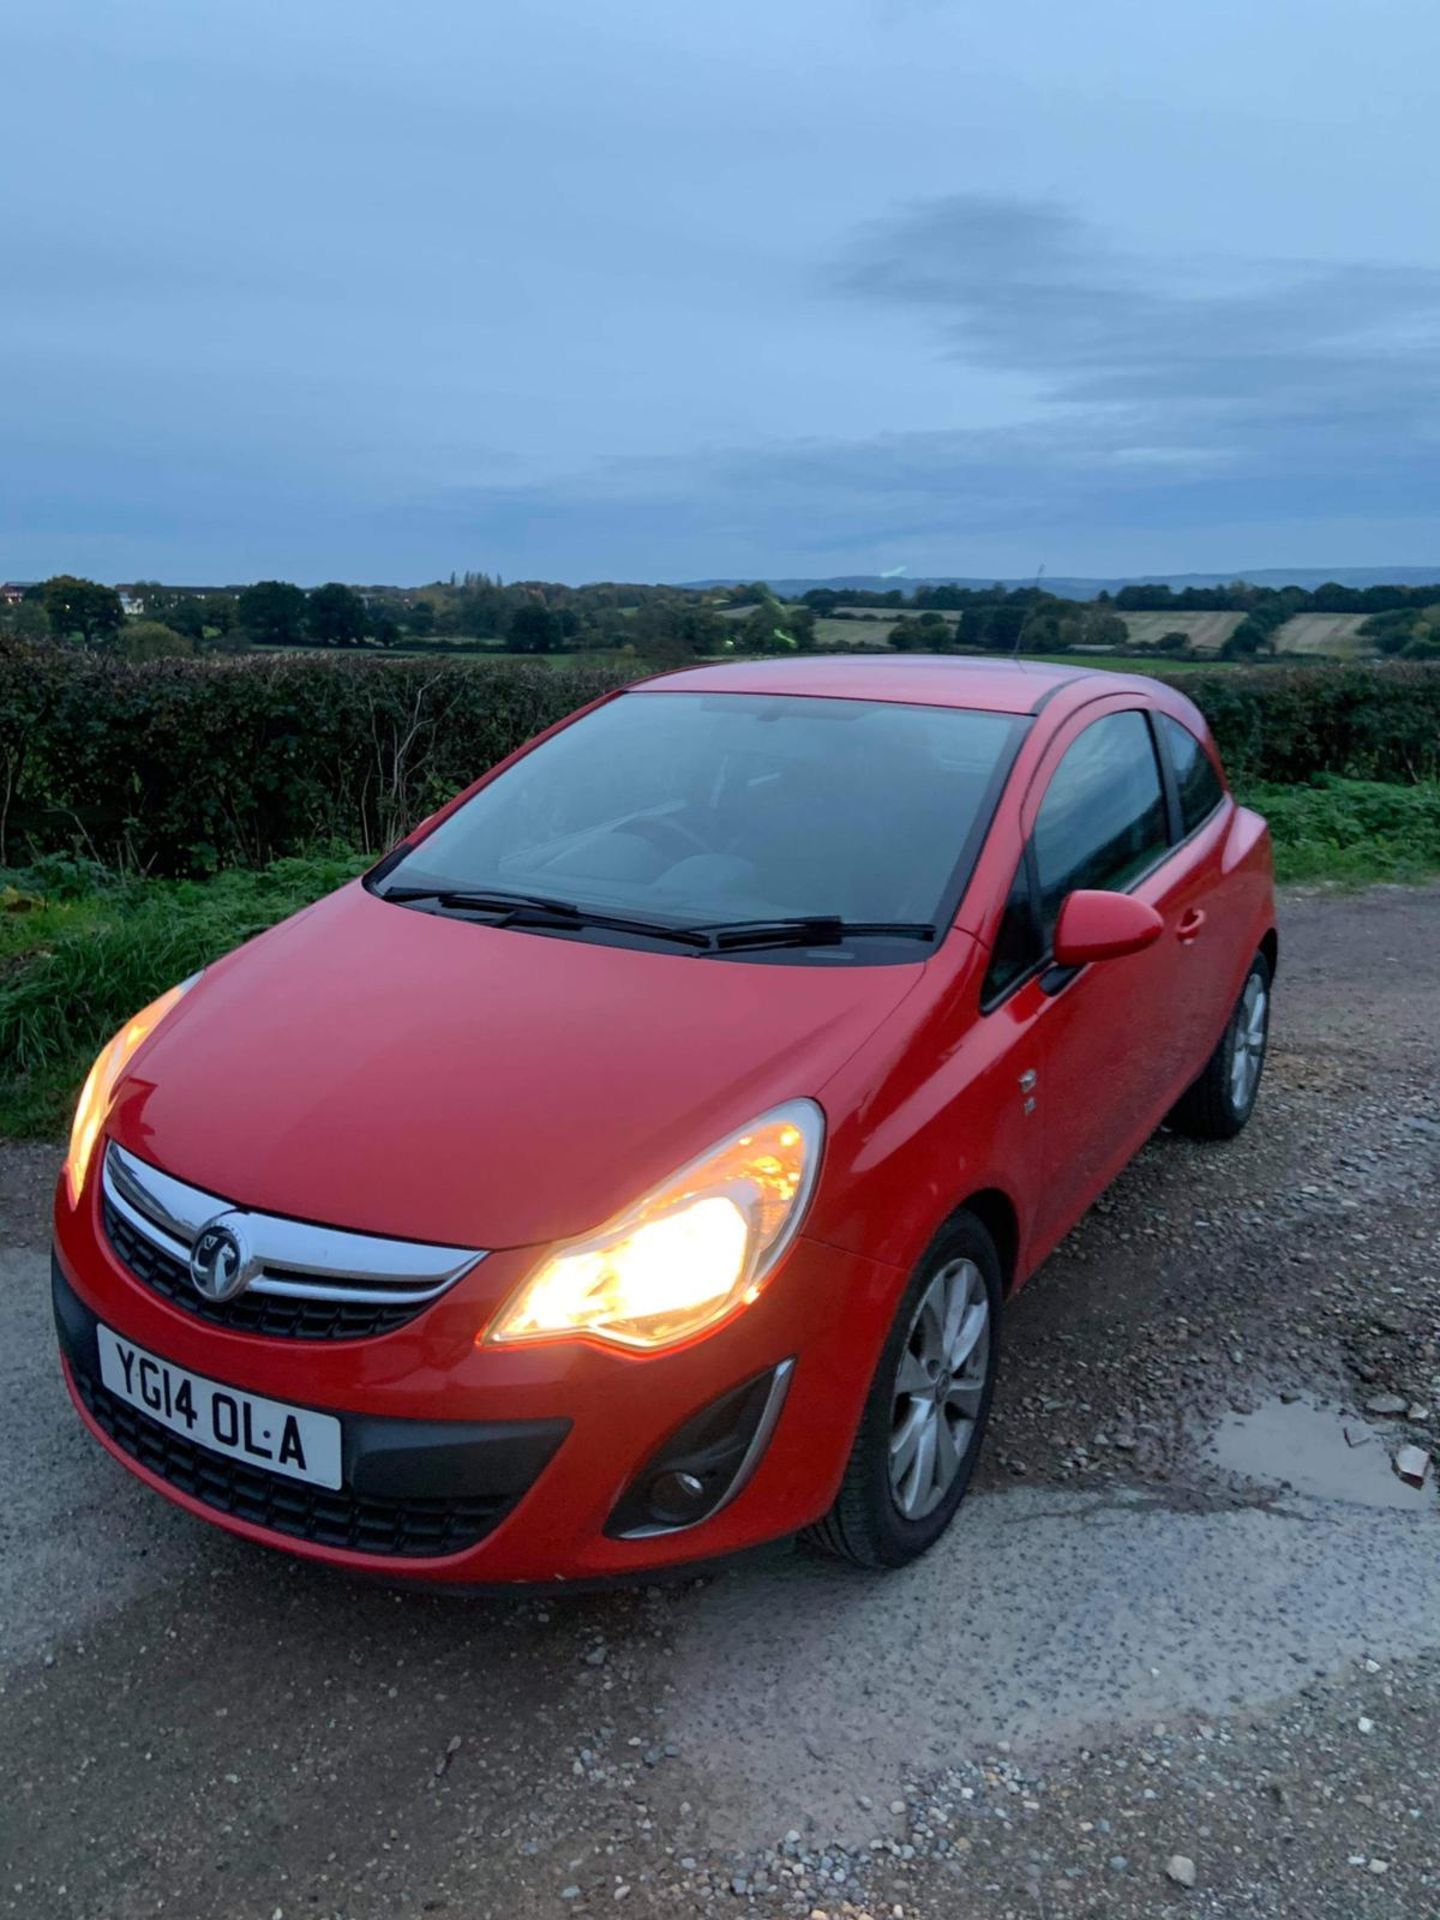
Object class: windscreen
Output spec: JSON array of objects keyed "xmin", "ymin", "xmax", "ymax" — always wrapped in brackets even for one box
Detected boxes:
[{"xmin": 384, "ymin": 690, "xmax": 1021, "ymax": 929}]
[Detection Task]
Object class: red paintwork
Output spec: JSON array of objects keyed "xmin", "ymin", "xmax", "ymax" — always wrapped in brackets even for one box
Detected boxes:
[
  {"xmin": 54, "ymin": 658, "xmax": 1276, "ymax": 1581},
  {"xmin": 103, "ymin": 885, "xmax": 920, "ymax": 1254},
  {"xmin": 1053, "ymin": 889, "xmax": 1164, "ymax": 966},
  {"xmin": 647, "ymin": 655, "xmax": 1077, "ymax": 711}
]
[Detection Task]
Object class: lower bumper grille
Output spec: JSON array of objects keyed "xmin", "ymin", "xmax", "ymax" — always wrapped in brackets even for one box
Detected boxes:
[{"xmin": 74, "ymin": 1369, "xmax": 507, "ymax": 1559}]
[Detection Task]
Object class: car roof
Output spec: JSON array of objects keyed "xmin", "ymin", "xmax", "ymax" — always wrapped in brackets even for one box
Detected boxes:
[{"xmin": 639, "ymin": 653, "xmax": 1165, "ymax": 717}]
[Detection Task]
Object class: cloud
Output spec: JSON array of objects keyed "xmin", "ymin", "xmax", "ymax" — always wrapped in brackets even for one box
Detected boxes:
[
  {"xmin": 6, "ymin": 158, "xmax": 1438, "ymax": 580},
  {"xmin": 832, "ymin": 193, "xmax": 1440, "ymax": 422},
  {"xmin": 413, "ymin": 194, "xmax": 1440, "ymax": 576}
]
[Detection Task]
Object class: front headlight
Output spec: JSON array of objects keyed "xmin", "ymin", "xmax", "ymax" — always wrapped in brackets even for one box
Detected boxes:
[
  {"xmin": 63, "ymin": 976, "xmax": 199, "ymax": 1207},
  {"xmin": 487, "ymin": 1099, "xmax": 824, "ymax": 1351}
]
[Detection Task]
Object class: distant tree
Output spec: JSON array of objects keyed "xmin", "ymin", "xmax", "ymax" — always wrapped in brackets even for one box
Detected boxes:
[
  {"xmin": 1221, "ymin": 620, "xmax": 1265, "ymax": 660},
  {"xmin": 961, "ymin": 604, "xmax": 1026, "ymax": 652},
  {"xmin": 1086, "ymin": 610, "xmax": 1129, "ymax": 649},
  {"xmin": 156, "ymin": 593, "xmax": 235, "ymax": 645},
  {"xmin": 787, "ymin": 604, "xmax": 818, "ymax": 650},
  {"xmin": 163, "ymin": 597, "xmax": 204, "ymax": 640},
  {"xmin": 632, "ymin": 598, "xmax": 696, "ymax": 664},
  {"xmin": 1363, "ymin": 603, "xmax": 1440, "ymax": 659},
  {"xmin": 405, "ymin": 598, "xmax": 437, "ymax": 637},
  {"xmin": 0, "ymin": 599, "xmax": 49, "ymax": 643},
  {"xmin": 738, "ymin": 604, "xmax": 781, "ymax": 653},
  {"xmin": 582, "ymin": 605, "xmax": 630, "ymax": 650},
  {"xmin": 1020, "ymin": 613, "xmax": 1068, "ymax": 653},
  {"xmin": 116, "ymin": 620, "xmax": 194, "ymax": 661},
  {"xmin": 42, "ymin": 575, "xmax": 124, "ymax": 647},
  {"xmin": 737, "ymin": 598, "xmax": 817, "ymax": 654},
  {"xmin": 506, "ymin": 601, "xmax": 564, "ymax": 653},
  {"xmin": 448, "ymin": 574, "xmax": 508, "ymax": 638},
  {"xmin": 1157, "ymin": 630, "xmax": 1191, "ymax": 654},
  {"xmin": 889, "ymin": 610, "xmax": 948, "ymax": 653},
  {"xmin": 202, "ymin": 593, "xmax": 235, "ymax": 636},
  {"xmin": 1360, "ymin": 608, "xmax": 1412, "ymax": 643},
  {"xmin": 306, "ymin": 582, "xmax": 367, "ymax": 647},
  {"xmin": 236, "ymin": 580, "xmax": 307, "ymax": 647},
  {"xmin": 369, "ymin": 607, "xmax": 402, "ymax": 648}
]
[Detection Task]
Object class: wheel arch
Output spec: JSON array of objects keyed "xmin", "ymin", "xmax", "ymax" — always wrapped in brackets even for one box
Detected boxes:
[
  {"xmin": 1259, "ymin": 926, "xmax": 1278, "ymax": 977},
  {"xmin": 954, "ymin": 1186, "xmax": 1021, "ymax": 1297}
]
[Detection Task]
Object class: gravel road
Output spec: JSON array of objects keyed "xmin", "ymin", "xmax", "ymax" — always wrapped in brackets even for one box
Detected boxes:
[{"xmin": 3, "ymin": 885, "xmax": 1438, "ymax": 1920}]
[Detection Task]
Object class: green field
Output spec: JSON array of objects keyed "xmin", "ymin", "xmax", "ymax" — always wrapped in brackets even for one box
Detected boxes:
[
  {"xmin": 1119, "ymin": 611, "xmax": 1244, "ymax": 653},
  {"xmin": 1271, "ymin": 613, "xmax": 1372, "ymax": 658},
  {"xmin": 248, "ymin": 619, "xmax": 1356, "ymax": 674},
  {"xmin": 812, "ymin": 616, "xmax": 909, "ymax": 648}
]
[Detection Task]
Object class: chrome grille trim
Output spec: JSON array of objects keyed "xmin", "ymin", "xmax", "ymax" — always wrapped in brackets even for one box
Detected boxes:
[{"xmin": 102, "ymin": 1142, "xmax": 484, "ymax": 1307}]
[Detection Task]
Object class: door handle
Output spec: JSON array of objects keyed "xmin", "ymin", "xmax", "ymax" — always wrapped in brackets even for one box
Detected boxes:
[{"xmin": 1176, "ymin": 908, "xmax": 1206, "ymax": 943}]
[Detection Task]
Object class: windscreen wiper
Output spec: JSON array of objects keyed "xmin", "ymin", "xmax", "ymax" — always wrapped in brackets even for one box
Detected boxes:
[
  {"xmin": 380, "ymin": 888, "xmax": 933, "ymax": 955},
  {"xmin": 380, "ymin": 884, "xmax": 713, "ymax": 950},
  {"xmin": 687, "ymin": 916, "xmax": 938, "ymax": 953},
  {"xmin": 381, "ymin": 884, "xmax": 583, "ymax": 914}
]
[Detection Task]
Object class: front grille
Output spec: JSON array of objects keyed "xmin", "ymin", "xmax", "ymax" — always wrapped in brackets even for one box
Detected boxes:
[
  {"xmin": 74, "ymin": 1367, "xmax": 508, "ymax": 1558},
  {"xmin": 103, "ymin": 1199, "xmax": 424, "ymax": 1340}
]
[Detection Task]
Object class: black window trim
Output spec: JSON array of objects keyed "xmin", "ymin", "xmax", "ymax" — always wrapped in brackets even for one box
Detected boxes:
[
  {"xmin": 980, "ymin": 703, "xmax": 1184, "ymax": 1013},
  {"xmin": 978, "ymin": 838, "xmax": 1047, "ymax": 1012},
  {"xmin": 927, "ymin": 713, "xmax": 1036, "ymax": 941}
]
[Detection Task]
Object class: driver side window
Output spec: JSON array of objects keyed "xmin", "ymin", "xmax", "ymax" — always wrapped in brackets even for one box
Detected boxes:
[{"xmin": 1032, "ymin": 710, "xmax": 1168, "ymax": 942}]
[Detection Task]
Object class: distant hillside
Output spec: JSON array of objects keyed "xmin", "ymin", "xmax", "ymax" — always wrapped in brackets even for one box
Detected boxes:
[{"xmin": 679, "ymin": 568, "xmax": 1440, "ymax": 601}]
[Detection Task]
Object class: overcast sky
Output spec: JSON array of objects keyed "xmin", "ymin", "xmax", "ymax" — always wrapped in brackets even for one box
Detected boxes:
[{"xmin": 4, "ymin": 0, "xmax": 1438, "ymax": 584}]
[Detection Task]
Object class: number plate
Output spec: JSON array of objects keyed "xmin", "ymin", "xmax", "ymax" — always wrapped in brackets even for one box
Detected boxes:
[{"xmin": 96, "ymin": 1324, "xmax": 342, "ymax": 1490}]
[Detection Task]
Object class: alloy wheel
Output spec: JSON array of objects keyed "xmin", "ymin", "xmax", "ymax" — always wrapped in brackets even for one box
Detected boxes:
[
  {"xmin": 1230, "ymin": 972, "xmax": 1269, "ymax": 1112},
  {"xmin": 888, "ymin": 1256, "xmax": 991, "ymax": 1520}
]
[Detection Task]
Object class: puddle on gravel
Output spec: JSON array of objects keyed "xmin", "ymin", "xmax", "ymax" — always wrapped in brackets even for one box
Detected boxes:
[{"xmin": 1208, "ymin": 1397, "xmax": 1432, "ymax": 1510}]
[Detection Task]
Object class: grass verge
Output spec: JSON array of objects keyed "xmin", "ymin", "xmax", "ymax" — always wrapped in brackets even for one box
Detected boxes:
[
  {"xmin": 1252, "ymin": 776, "xmax": 1440, "ymax": 886},
  {"xmin": 0, "ymin": 853, "xmax": 369, "ymax": 1139},
  {"xmin": 2, "ymin": 778, "xmax": 1437, "ymax": 1140}
]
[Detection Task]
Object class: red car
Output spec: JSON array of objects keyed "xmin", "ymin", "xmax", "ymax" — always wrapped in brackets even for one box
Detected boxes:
[{"xmin": 52, "ymin": 657, "xmax": 1275, "ymax": 1578}]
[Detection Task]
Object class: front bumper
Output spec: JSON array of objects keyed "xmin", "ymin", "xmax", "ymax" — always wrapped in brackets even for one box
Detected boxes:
[{"xmin": 52, "ymin": 1183, "xmax": 905, "ymax": 1583}]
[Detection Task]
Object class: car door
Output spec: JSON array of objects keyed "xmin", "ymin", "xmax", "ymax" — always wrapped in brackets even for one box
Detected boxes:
[
  {"xmin": 981, "ymin": 701, "xmax": 1188, "ymax": 1257},
  {"xmin": 1152, "ymin": 711, "xmax": 1244, "ymax": 1074}
]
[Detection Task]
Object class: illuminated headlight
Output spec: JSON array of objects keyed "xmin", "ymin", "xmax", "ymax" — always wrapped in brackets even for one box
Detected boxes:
[
  {"xmin": 487, "ymin": 1099, "xmax": 824, "ymax": 1351},
  {"xmin": 63, "ymin": 976, "xmax": 199, "ymax": 1207}
]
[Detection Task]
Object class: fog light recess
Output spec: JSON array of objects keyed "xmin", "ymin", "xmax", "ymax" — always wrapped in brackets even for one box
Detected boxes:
[{"xmin": 606, "ymin": 1360, "xmax": 795, "ymax": 1538}]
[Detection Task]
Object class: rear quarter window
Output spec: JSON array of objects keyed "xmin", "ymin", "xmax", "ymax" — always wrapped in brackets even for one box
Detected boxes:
[{"xmin": 1159, "ymin": 714, "xmax": 1226, "ymax": 835}]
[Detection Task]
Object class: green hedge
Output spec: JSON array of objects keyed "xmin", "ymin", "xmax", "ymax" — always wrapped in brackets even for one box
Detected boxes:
[
  {"xmin": 1156, "ymin": 663, "xmax": 1440, "ymax": 787},
  {"xmin": 0, "ymin": 647, "xmax": 630, "ymax": 872},
  {"xmin": 2, "ymin": 645, "xmax": 1437, "ymax": 874}
]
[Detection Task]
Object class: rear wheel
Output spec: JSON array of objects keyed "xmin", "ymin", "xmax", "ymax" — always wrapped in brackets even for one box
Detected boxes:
[
  {"xmin": 1168, "ymin": 949, "xmax": 1272, "ymax": 1140},
  {"xmin": 803, "ymin": 1213, "xmax": 1001, "ymax": 1569}
]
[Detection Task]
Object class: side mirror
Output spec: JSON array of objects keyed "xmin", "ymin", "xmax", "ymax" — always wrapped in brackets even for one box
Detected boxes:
[{"xmin": 1052, "ymin": 889, "xmax": 1163, "ymax": 967}]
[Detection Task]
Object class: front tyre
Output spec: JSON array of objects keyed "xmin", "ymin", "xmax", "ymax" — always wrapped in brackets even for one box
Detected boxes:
[
  {"xmin": 1168, "ymin": 948, "xmax": 1272, "ymax": 1141},
  {"xmin": 803, "ymin": 1213, "xmax": 1001, "ymax": 1569}
]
